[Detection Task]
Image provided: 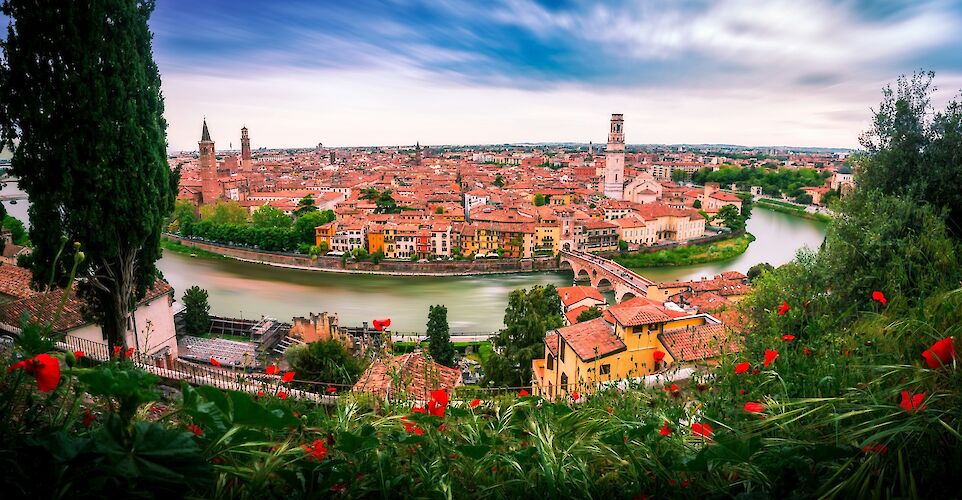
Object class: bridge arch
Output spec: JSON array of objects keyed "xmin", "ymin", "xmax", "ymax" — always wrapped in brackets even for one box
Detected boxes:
[
  {"xmin": 619, "ymin": 291, "xmax": 637, "ymax": 303},
  {"xmin": 596, "ymin": 277, "xmax": 613, "ymax": 292},
  {"xmin": 575, "ymin": 269, "xmax": 590, "ymax": 282}
]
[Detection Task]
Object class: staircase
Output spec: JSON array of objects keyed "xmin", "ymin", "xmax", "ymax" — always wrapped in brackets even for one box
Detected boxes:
[{"xmin": 272, "ymin": 335, "xmax": 305, "ymax": 356}]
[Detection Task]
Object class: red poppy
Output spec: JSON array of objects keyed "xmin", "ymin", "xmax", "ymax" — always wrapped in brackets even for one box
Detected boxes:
[
  {"xmin": 663, "ymin": 383, "xmax": 679, "ymax": 393},
  {"xmin": 803, "ymin": 347, "xmax": 812, "ymax": 356},
  {"xmin": 518, "ymin": 389, "xmax": 530, "ymax": 397},
  {"xmin": 899, "ymin": 391, "xmax": 926, "ymax": 413},
  {"xmin": 281, "ymin": 371, "xmax": 295, "ymax": 382},
  {"xmin": 922, "ymin": 337, "xmax": 956, "ymax": 369},
  {"xmin": 301, "ymin": 439, "xmax": 328, "ymax": 461},
  {"xmin": 570, "ymin": 391, "xmax": 580, "ymax": 401},
  {"xmin": 7, "ymin": 353, "xmax": 61, "ymax": 392},
  {"xmin": 411, "ymin": 405, "xmax": 426, "ymax": 414},
  {"xmin": 326, "ymin": 386, "xmax": 337, "ymax": 393},
  {"xmin": 607, "ymin": 406, "xmax": 613, "ymax": 414},
  {"xmin": 112, "ymin": 345, "xmax": 121, "ymax": 357},
  {"xmin": 277, "ymin": 391, "xmax": 288, "ymax": 399},
  {"xmin": 209, "ymin": 357, "xmax": 221, "ymax": 367},
  {"xmin": 126, "ymin": 347, "xmax": 134, "ymax": 358},
  {"xmin": 777, "ymin": 301, "xmax": 790, "ymax": 315},
  {"xmin": 739, "ymin": 389, "xmax": 745, "ymax": 395},
  {"xmin": 691, "ymin": 422, "xmax": 713, "ymax": 439},
  {"xmin": 427, "ymin": 389, "xmax": 448, "ymax": 417},
  {"xmin": 293, "ymin": 411, "xmax": 299, "ymax": 417},
  {"xmin": 266, "ymin": 364, "xmax": 279, "ymax": 375},
  {"xmin": 82, "ymin": 409, "xmax": 95, "ymax": 428},
  {"xmin": 659, "ymin": 421, "xmax": 672, "ymax": 436},
  {"xmin": 256, "ymin": 390, "xmax": 265, "ymax": 397},
  {"xmin": 329, "ymin": 483, "xmax": 347, "ymax": 493},
  {"xmin": 653, "ymin": 351, "xmax": 666, "ymax": 362},
  {"xmin": 862, "ymin": 443, "xmax": 888, "ymax": 455},
  {"xmin": 763, "ymin": 349, "xmax": 779, "ymax": 367},
  {"xmin": 782, "ymin": 334, "xmax": 795, "ymax": 342},
  {"xmin": 871, "ymin": 290, "xmax": 887, "ymax": 306},
  {"xmin": 735, "ymin": 361, "xmax": 750, "ymax": 374},
  {"xmin": 743, "ymin": 401, "xmax": 765, "ymax": 413},
  {"xmin": 469, "ymin": 398, "xmax": 481, "ymax": 408},
  {"xmin": 186, "ymin": 423, "xmax": 203, "ymax": 436},
  {"xmin": 73, "ymin": 351, "xmax": 84, "ymax": 359}
]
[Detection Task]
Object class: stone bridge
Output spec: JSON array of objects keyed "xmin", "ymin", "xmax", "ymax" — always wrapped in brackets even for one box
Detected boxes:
[{"xmin": 559, "ymin": 250, "xmax": 653, "ymax": 303}]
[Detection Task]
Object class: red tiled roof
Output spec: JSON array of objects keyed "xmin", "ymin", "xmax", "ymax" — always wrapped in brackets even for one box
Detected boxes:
[
  {"xmin": 557, "ymin": 286, "xmax": 605, "ymax": 308},
  {"xmin": 0, "ymin": 264, "xmax": 34, "ymax": 300},
  {"xmin": 605, "ymin": 296, "xmax": 685, "ymax": 327},
  {"xmin": 658, "ymin": 322, "xmax": 741, "ymax": 362},
  {"xmin": 556, "ymin": 317, "xmax": 625, "ymax": 362},
  {"xmin": 352, "ymin": 351, "xmax": 462, "ymax": 402},
  {"xmin": 564, "ymin": 305, "xmax": 592, "ymax": 325},
  {"xmin": 544, "ymin": 333, "xmax": 559, "ymax": 357}
]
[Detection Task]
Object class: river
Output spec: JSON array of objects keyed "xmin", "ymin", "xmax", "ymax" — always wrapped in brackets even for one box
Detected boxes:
[{"xmin": 156, "ymin": 208, "xmax": 827, "ymax": 333}]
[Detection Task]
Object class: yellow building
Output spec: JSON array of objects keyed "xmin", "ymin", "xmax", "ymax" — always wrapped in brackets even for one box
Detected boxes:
[
  {"xmin": 532, "ymin": 296, "xmax": 738, "ymax": 398},
  {"xmin": 535, "ymin": 220, "xmax": 560, "ymax": 255},
  {"xmin": 315, "ymin": 222, "xmax": 336, "ymax": 248}
]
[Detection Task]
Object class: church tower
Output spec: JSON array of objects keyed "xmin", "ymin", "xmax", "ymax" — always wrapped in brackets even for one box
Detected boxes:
[
  {"xmin": 415, "ymin": 141, "xmax": 422, "ymax": 166},
  {"xmin": 603, "ymin": 114, "xmax": 625, "ymax": 200},
  {"xmin": 199, "ymin": 119, "xmax": 220, "ymax": 205},
  {"xmin": 240, "ymin": 126, "xmax": 252, "ymax": 170}
]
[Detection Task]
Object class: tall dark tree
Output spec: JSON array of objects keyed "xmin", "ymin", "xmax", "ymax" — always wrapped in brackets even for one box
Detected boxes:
[
  {"xmin": 0, "ymin": 1, "xmax": 176, "ymax": 348},
  {"xmin": 181, "ymin": 286, "xmax": 210, "ymax": 336},
  {"xmin": 426, "ymin": 304, "xmax": 455, "ymax": 367},
  {"xmin": 294, "ymin": 194, "xmax": 318, "ymax": 216}
]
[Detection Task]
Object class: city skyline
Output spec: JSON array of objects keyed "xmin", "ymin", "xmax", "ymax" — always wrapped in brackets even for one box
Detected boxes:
[{"xmin": 148, "ymin": 0, "xmax": 962, "ymax": 151}]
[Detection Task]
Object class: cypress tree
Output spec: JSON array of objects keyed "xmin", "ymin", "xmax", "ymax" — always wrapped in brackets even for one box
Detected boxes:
[
  {"xmin": 0, "ymin": 0, "xmax": 176, "ymax": 348},
  {"xmin": 426, "ymin": 304, "xmax": 455, "ymax": 367}
]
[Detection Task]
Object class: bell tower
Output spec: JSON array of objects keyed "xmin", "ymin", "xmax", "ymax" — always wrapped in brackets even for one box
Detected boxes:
[
  {"xmin": 603, "ymin": 113, "xmax": 625, "ymax": 200},
  {"xmin": 240, "ymin": 126, "xmax": 252, "ymax": 170},
  {"xmin": 199, "ymin": 119, "xmax": 220, "ymax": 204}
]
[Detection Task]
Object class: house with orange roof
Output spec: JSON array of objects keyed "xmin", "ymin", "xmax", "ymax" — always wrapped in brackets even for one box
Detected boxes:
[
  {"xmin": 353, "ymin": 351, "xmax": 462, "ymax": 402},
  {"xmin": 557, "ymin": 286, "xmax": 607, "ymax": 325},
  {"xmin": 532, "ymin": 295, "xmax": 739, "ymax": 398}
]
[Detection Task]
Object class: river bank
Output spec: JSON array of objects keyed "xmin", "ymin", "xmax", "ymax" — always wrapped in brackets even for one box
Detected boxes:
[
  {"xmin": 613, "ymin": 232, "xmax": 756, "ymax": 269},
  {"xmin": 755, "ymin": 199, "xmax": 833, "ymax": 222}
]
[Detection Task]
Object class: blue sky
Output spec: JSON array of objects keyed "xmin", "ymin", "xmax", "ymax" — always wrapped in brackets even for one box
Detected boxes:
[{"xmin": 115, "ymin": 1, "xmax": 962, "ymax": 148}]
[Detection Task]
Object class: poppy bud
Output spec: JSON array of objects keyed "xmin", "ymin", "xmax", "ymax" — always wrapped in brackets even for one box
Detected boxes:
[
  {"xmin": 73, "ymin": 241, "xmax": 81, "ymax": 250},
  {"xmin": 75, "ymin": 251, "xmax": 86, "ymax": 263},
  {"xmin": 64, "ymin": 351, "xmax": 76, "ymax": 368}
]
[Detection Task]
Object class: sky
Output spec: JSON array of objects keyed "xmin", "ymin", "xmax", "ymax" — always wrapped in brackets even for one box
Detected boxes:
[{"xmin": 147, "ymin": 1, "xmax": 962, "ymax": 149}]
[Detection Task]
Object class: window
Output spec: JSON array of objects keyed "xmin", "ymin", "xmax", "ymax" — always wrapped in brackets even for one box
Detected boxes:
[
  {"xmin": 559, "ymin": 340, "xmax": 565, "ymax": 362},
  {"xmin": 547, "ymin": 355, "xmax": 554, "ymax": 370},
  {"xmin": 600, "ymin": 364, "xmax": 611, "ymax": 375},
  {"xmin": 560, "ymin": 373, "xmax": 569, "ymax": 391}
]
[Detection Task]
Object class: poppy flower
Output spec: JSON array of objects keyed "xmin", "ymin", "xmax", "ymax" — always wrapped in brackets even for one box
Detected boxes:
[
  {"xmin": 427, "ymin": 389, "xmax": 448, "ymax": 417},
  {"xmin": 293, "ymin": 411, "xmax": 299, "ymax": 417},
  {"xmin": 735, "ymin": 361, "xmax": 750, "ymax": 374},
  {"xmin": 691, "ymin": 422, "xmax": 713, "ymax": 439},
  {"xmin": 266, "ymin": 364, "xmax": 279, "ymax": 375},
  {"xmin": 743, "ymin": 401, "xmax": 765, "ymax": 413},
  {"xmin": 301, "ymin": 439, "xmax": 328, "ymax": 461},
  {"xmin": 862, "ymin": 443, "xmax": 888, "ymax": 455},
  {"xmin": 922, "ymin": 337, "xmax": 956, "ymax": 369},
  {"xmin": 82, "ymin": 409, "xmax": 95, "ymax": 428},
  {"xmin": 899, "ymin": 391, "xmax": 926, "ymax": 413},
  {"xmin": 256, "ymin": 390, "xmax": 265, "ymax": 397},
  {"xmin": 739, "ymin": 389, "xmax": 745, "ymax": 395},
  {"xmin": 782, "ymin": 334, "xmax": 795, "ymax": 342},
  {"xmin": 113, "ymin": 345, "xmax": 122, "ymax": 357},
  {"xmin": 663, "ymin": 384, "xmax": 679, "ymax": 393},
  {"xmin": 777, "ymin": 301, "xmax": 790, "ymax": 315},
  {"xmin": 7, "ymin": 353, "xmax": 61, "ymax": 392},
  {"xmin": 281, "ymin": 371, "xmax": 295, "ymax": 382},
  {"xmin": 518, "ymin": 389, "xmax": 530, "ymax": 397},
  {"xmin": 803, "ymin": 347, "xmax": 812, "ymax": 356},
  {"xmin": 469, "ymin": 398, "xmax": 481, "ymax": 408},
  {"xmin": 659, "ymin": 421, "xmax": 672, "ymax": 436},
  {"xmin": 125, "ymin": 347, "xmax": 134, "ymax": 358},
  {"xmin": 326, "ymin": 386, "xmax": 337, "ymax": 393},
  {"xmin": 277, "ymin": 391, "xmax": 288, "ymax": 399},
  {"xmin": 570, "ymin": 391, "xmax": 580, "ymax": 401},
  {"xmin": 607, "ymin": 406, "xmax": 613, "ymax": 414},
  {"xmin": 73, "ymin": 351, "xmax": 84, "ymax": 359},
  {"xmin": 763, "ymin": 349, "xmax": 779, "ymax": 367},
  {"xmin": 872, "ymin": 290, "xmax": 887, "ymax": 306},
  {"xmin": 210, "ymin": 357, "xmax": 221, "ymax": 367},
  {"xmin": 653, "ymin": 351, "xmax": 666, "ymax": 362},
  {"xmin": 186, "ymin": 423, "xmax": 203, "ymax": 436},
  {"xmin": 329, "ymin": 483, "xmax": 347, "ymax": 493}
]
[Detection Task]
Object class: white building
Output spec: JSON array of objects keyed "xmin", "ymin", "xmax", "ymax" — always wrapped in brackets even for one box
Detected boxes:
[{"xmin": 603, "ymin": 114, "xmax": 625, "ymax": 200}]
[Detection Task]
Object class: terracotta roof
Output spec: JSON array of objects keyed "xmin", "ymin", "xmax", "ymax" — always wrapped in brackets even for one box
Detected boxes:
[
  {"xmin": 605, "ymin": 296, "xmax": 685, "ymax": 327},
  {"xmin": 687, "ymin": 291, "xmax": 731, "ymax": 312},
  {"xmin": 0, "ymin": 264, "xmax": 35, "ymax": 300},
  {"xmin": 352, "ymin": 351, "xmax": 462, "ymax": 402},
  {"xmin": 557, "ymin": 286, "xmax": 606, "ymax": 308},
  {"xmin": 564, "ymin": 305, "xmax": 593, "ymax": 325},
  {"xmin": 555, "ymin": 317, "xmax": 625, "ymax": 362},
  {"xmin": 544, "ymin": 333, "xmax": 559, "ymax": 357},
  {"xmin": 658, "ymin": 322, "xmax": 740, "ymax": 362}
]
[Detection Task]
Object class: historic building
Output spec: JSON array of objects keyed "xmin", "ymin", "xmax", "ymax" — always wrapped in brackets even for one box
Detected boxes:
[
  {"xmin": 603, "ymin": 114, "xmax": 625, "ymax": 200},
  {"xmin": 199, "ymin": 119, "xmax": 220, "ymax": 205},
  {"xmin": 240, "ymin": 126, "xmax": 252, "ymax": 170}
]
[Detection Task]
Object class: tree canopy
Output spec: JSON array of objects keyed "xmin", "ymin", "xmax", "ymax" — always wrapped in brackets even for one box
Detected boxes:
[
  {"xmin": 483, "ymin": 285, "xmax": 563, "ymax": 387},
  {"xmin": 251, "ymin": 205, "xmax": 292, "ymax": 229},
  {"xmin": 0, "ymin": 0, "xmax": 176, "ymax": 346},
  {"xmin": 182, "ymin": 285, "xmax": 210, "ymax": 336},
  {"xmin": 286, "ymin": 339, "xmax": 367, "ymax": 385},
  {"xmin": 426, "ymin": 304, "xmax": 455, "ymax": 367}
]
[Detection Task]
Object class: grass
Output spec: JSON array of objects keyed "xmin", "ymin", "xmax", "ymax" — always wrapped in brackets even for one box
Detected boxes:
[
  {"xmin": 756, "ymin": 198, "xmax": 833, "ymax": 222},
  {"xmin": 393, "ymin": 339, "xmax": 492, "ymax": 363},
  {"xmin": 613, "ymin": 232, "xmax": 756, "ymax": 268},
  {"xmin": 161, "ymin": 237, "xmax": 228, "ymax": 260}
]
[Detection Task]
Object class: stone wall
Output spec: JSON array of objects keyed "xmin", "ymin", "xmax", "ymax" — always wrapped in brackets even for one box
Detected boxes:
[{"xmin": 165, "ymin": 235, "xmax": 561, "ymax": 276}]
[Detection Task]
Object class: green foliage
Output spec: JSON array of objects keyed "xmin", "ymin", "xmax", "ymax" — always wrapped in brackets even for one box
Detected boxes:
[
  {"xmin": 200, "ymin": 200, "xmax": 248, "ymax": 225},
  {"xmin": 794, "ymin": 193, "xmax": 813, "ymax": 205},
  {"xmin": 714, "ymin": 204, "xmax": 745, "ymax": 232},
  {"xmin": 2, "ymin": 214, "xmax": 28, "ymax": 246},
  {"xmin": 370, "ymin": 250, "xmax": 384, "ymax": 264},
  {"xmin": 435, "ymin": 206, "xmax": 444, "ymax": 214},
  {"xmin": 295, "ymin": 209, "xmax": 335, "ymax": 246},
  {"xmin": 251, "ymin": 205, "xmax": 292, "ymax": 229},
  {"xmin": 692, "ymin": 199, "xmax": 702, "ymax": 209},
  {"xmin": 192, "ymin": 220, "xmax": 301, "ymax": 252},
  {"xmin": 614, "ymin": 233, "xmax": 755, "ymax": 268},
  {"xmin": 285, "ymin": 339, "xmax": 367, "ymax": 385},
  {"xmin": 694, "ymin": 165, "xmax": 828, "ymax": 195},
  {"xmin": 755, "ymin": 198, "xmax": 832, "ymax": 222},
  {"xmin": 746, "ymin": 262, "xmax": 774, "ymax": 283},
  {"xmin": 575, "ymin": 305, "xmax": 603, "ymax": 323},
  {"xmin": 351, "ymin": 247, "xmax": 369, "ymax": 261},
  {"xmin": 533, "ymin": 193, "xmax": 546, "ymax": 206},
  {"xmin": 0, "ymin": 0, "xmax": 177, "ymax": 346},
  {"xmin": 168, "ymin": 199, "xmax": 196, "ymax": 236},
  {"xmin": 484, "ymin": 284, "xmax": 563, "ymax": 387},
  {"xmin": 493, "ymin": 174, "xmax": 505, "ymax": 187},
  {"xmin": 182, "ymin": 285, "xmax": 210, "ymax": 336},
  {"xmin": 857, "ymin": 71, "xmax": 962, "ymax": 239},
  {"xmin": 294, "ymin": 194, "xmax": 319, "ymax": 216},
  {"xmin": 426, "ymin": 305, "xmax": 455, "ymax": 367},
  {"xmin": 618, "ymin": 240, "xmax": 629, "ymax": 252},
  {"xmin": 671, "ymin": 169, "xmax": 688, "ymax": 182}
]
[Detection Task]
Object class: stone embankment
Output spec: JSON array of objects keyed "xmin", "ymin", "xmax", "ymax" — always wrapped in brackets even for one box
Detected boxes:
[{"xmin": 163, "ymin": 234, "xmax": 561, "ymax": 276}]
